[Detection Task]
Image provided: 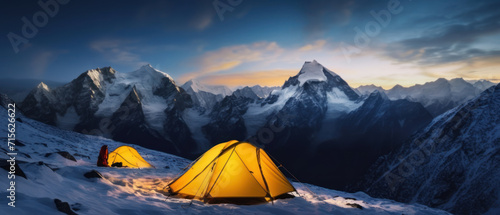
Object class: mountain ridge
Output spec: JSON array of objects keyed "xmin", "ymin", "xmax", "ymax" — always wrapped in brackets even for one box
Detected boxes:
[
  {"xmin": 357, "ymin": 83, "xmax": 500, "ymax": 214},
  {"xmin": 355, "ymin": 78, "xmax": 496, "ymax": 116}
]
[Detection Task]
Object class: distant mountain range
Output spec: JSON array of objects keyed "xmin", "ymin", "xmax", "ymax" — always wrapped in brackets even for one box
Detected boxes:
[
  {"xmin": 355, "ymin": 78, "xmax": 496, "ymax": 117},
  {"xmin": 357, "ymin": 83, "xmax": 500, "ymax": 214},
  {"xmin": 16, "ymin": 60, "xmax": 432, "ymax": 188},
  {"xmin": 0, "ymin": 78, "xmax": 64, "ymax": 102},
  {"xmin": 181, "ymin": 79, "xmax": 232, "ymax": 110},
  {"xmin": 16, "ymin": 65, "xmax": 287, "ymax": 157},
  {"xmin": 181, "ymin": 79, "xmax": 278, "ymax": 110}
]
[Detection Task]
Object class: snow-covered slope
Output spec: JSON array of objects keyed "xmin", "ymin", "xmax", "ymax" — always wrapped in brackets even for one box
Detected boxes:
[
  {"xmin": 359, "ymin": 83, "xmax": 500, "ymax": 214},
  {"xmin": 0, "ymin": 102, "xmax": 449, "ymax": 215}
]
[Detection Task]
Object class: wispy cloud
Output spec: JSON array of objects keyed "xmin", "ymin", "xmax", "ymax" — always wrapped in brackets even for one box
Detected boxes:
[
  {"xmin": 418, "ymin": 56, "xmax": 500, "ymax": 81},
  {"xmin": 31, "ymin": 50, "xmax": 55, "ymax": 77},
  {"xmin": 301, "ymin": 0, "xmax": 355, "ymax": 38},
  {"xmin": 189, "ymin": 7, "xmax": 214, "ymax": 30},
  {"xmin": 90, "ymin": 39, "xmax": 148, "ymax": 67},
  {"xmin": 179, "ymin": 41, "xmax": 284, "ymax": 82},
  {"xmin": 299, "ymin": 40, "xmax": 327, "ymax": 51},
  {"xmin": 384, "ymin": 2, "xmax": 500, "ymax": 65}
]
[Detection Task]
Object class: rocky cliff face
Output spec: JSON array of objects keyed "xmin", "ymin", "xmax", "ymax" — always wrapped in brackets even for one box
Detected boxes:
[{"xmin": 359, "ymin": 84, "xmax": 500, "ymax": 214}]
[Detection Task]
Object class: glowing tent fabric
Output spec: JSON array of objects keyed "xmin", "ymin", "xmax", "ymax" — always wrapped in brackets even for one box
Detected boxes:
[
  {"xmin": 107, "ymin": 146, "xmax": 153, "ymax": 168},
  {"xmin": 167, "ymin": 140, "xmax": 296, "ymax": 204}
]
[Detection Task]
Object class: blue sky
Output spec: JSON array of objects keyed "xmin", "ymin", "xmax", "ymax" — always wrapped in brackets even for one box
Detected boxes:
[{"xmin": 1, "ymin": 0, "xmax": 499, "ymax": 88}]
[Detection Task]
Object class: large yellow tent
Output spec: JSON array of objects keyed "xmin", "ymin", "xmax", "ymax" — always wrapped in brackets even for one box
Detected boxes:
[
  {"xmin": 167, "ymin": 140, "xmax": 296, "ymax": 204},
  {"xmin": 107, "ymin": 146, "xmax": 154, "ymax": 168}
]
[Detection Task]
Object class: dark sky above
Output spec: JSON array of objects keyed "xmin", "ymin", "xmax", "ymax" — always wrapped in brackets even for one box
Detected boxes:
[{"xmin": 1, "ymin": 0, "xmax": 499, "ymax": 88}]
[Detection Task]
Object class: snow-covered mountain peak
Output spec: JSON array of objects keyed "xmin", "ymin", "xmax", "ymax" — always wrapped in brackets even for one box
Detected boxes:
[
  {"xmin": 137, "ymin": 64, "xmax": 160, "ymax": 74},
  {"xmin": 181, "ymin": 79, "xmax": 232, "ymax": 97},
  {"xmin": 36, "ymin": 82, "xmax": 50, "ymax": 91},
  {"xmin": 81, "ymin": 67, "xmax": 117, "ymax": 90},
  {"xmin": 470, "ymin": 79, "xmax": 496, "ymax": 91},
  {"xmin": 390, "ymin": 84, "xmax": 404, "ymax": 90},
  {"xmin": 277, "ymin": 60, "xmax": 359, "ymax": 106},
  {"xmin": 0, "ymin": 93, "xmax": 15, "ymax": 108},
  {"xmin": 182, "ymin": 79, "xmax": 205, "ymax": 92},
  {"xmin": 435, "ymin": 77, "xmax": 448, "ymax": 82},
  {"xmin": 249, "ymin": 85, "xmax": 280, "ymax": 98},
  {"xmin": 297, "ymin": 60, "xmax": 339, "ymax": 86},
  {"xmin": 355, "ymin": 84, "xmax": 385, "ymax": 96},
  {"xmin": 85, "ymin": 67, "xmax": 116, "ymax": 79},
  {"xmin": 32, "ymin": 81, "xmax": 55, "ymax": 102},
  {"xmin": 369, "ymin": 90, "xmax": 389, "ymax": 100},
  {"xmin": 131, "ymin": 64, "xmax": 174, "ymax": 82},
  {"xmin": 94, "ymin": 65, "xmax": 182, "ymax": 129},
  {"xmin": 426, "ymin": 78, "xmax": 450, "ymax": 88},
  {"xmin": 180, "ymin": 79, "xmax": 233, "ymax": 109},
  {"xmin": 232, "ymin": 86, "xmax": 260, "ymax": 100},
  {"xmin": 449, "ymin": 77, "xmax": 469, "ymax": 86}
]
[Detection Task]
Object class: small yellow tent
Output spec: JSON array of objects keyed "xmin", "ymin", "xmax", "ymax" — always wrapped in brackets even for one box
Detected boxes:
[
  {"xmin": 107, "ymin": 146, "xmax": 154, "ymax": 168},
  {"xmin": 167, "ymin": 140, "xmax": 296, "ymax": 204}
]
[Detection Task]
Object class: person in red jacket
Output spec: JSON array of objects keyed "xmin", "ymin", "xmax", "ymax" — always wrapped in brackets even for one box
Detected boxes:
[{"xmin": 97, "ymin": 145, "xmax": 109, "ymax": 167}]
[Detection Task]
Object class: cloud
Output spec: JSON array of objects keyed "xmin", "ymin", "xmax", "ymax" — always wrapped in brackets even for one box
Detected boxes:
[
  {"xmin": 31, "ymin": 51, "xmax": 54, "ymax": 77},
  {"xmin": 179, "ymin": 41, "xmax": 284, "ymax": 82},
  {"xmin": 384, "ymin": 1, "xmax": 500, "ymax": 65},
  {"xmin": 301, "ymin": 0, "xmax": 355, "ymax": 37},
  {"xmin": 299, "ymin": 40, "xmax": 327, "ymax": 51},
  {"xmin": 189, "ymin": 7, "xmax": 215, "ymax": 30},
  {"xmin": 90, "ymin": 39, "xmax": 148, "ymax": 67},
  {"xmin": 418, "ymin": 55, "xmax": 500, "ymax": 81}
]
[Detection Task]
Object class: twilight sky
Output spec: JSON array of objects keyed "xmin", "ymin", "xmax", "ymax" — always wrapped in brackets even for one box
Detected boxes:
[{"xmin": 1, "ymin": 0, "xmax": 499, "ymax": 89}]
